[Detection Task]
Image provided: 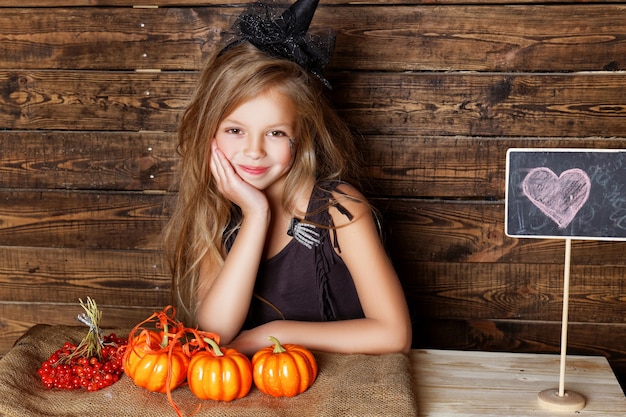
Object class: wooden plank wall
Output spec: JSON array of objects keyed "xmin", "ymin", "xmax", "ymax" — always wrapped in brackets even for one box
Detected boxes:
[{"xmin": 1, "ymin": 0, "xmax": 626, "ymax": 391}]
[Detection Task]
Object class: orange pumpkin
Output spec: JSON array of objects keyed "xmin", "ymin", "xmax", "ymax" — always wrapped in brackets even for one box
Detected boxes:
[
  {"xmin": 122, "ymin": 307, "xmax": 221, "ymax": 417},
  {"xmin": 122, "ymin": 329, "xmax": 189, "ymax": 393},
  {"xmin": 252, "ymin": 336, "xmax": 318, "ymax": 397},
  {"xmin": 187, "ymin": 338, "xmax": 252, "ymax": 401}
]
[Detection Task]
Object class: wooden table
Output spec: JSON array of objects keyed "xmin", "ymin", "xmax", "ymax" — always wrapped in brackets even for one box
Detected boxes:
[{"xmin": 410, "ymin": 349, "xmax": 626, "ymax": 416}]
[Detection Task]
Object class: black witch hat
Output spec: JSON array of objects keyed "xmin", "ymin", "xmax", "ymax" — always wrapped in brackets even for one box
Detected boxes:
[{"xmin": 220, "ymin": 0, "xmax": 335, "ymax": 89}]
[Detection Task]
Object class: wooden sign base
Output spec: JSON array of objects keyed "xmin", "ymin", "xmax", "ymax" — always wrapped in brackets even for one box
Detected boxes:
[{"xmin": 538, "ymin": 388, "xmax": 586, "ymax": 412}]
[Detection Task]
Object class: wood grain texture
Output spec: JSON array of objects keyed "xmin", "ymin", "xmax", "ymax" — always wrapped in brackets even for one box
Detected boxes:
[
  {"xmin": 1, "ymin": 1, "xmax": 623, "ymax": 8},
  {"xmin": 0, "ymin": 7, "xmax": 231, "ymax": 71},
  {"xmin": 0, "ymin": 71, "xmax": 195, "ymax": 131},
  {"xmin": 0, "ymin": 190, "xmax": 171, "ymax": 249},
  {"xmin": 363, "ymin": 136, "xmax": 625, "ymax": 198},
  {"xmin": 398, "ymin": 261, "xmax": 626, "ymax": 322},
  {"xmin": 416, "ymin": 319, "xmax": 626, "ymax": 369},
  {"xmin": 0, "ymin": 130, "xmax": 177, "ymax": 191},
  {"xmin": 3, "ymin": 71, "xmax": 626, "ymax": 136},
  {"xmin": 410, "ymin": 349, "xmax": 626, "ymax": 416},
  {"xmin": 2, "ymin": 5, "xmax": 626, "ymax": 71},
  {"xmin": 0, "ymin": 246, "xmax": 170, "ymax": 305},
  {"xmin": 333, "ymin": 72, "xmax": 626, "ymax": 137},
  {"xmin": 378, "ymin": 199, "xmax": 626, "ymax": 265}
]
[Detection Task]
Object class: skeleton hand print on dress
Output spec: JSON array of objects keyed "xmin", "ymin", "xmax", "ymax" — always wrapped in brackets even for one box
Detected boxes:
[{"xmin": 287, "ymin": 217, "xmax": 321, "ymax": 249}]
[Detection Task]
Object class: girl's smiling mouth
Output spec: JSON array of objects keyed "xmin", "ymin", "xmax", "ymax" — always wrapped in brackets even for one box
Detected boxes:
[{"xmin": 239, "ymin": 165, "xmax": 269, "ymax": 176}]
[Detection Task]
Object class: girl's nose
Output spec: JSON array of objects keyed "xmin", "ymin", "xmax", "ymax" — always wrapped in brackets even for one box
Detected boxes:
[{"xmin": 243, "ymin": 135, "xmax": 266, "ymax": 159}]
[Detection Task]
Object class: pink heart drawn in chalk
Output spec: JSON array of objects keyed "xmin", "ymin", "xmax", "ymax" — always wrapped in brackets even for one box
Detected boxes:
[{"xmin": 522, "ymin": 167, "xmax": 591, "ymax": 229}]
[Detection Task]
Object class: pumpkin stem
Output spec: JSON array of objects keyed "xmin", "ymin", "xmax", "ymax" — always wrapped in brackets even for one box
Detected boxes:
[
  {"xmin": 269, "ymin": 336, "xmax": 286, "ymax": 354},
  {"xmin": 160, "ymin": 323, "xmax": 169, "ymax": 349},
  {"xmin": 205, "ymin": 337, "xmax": 224, "ymax": 356}
]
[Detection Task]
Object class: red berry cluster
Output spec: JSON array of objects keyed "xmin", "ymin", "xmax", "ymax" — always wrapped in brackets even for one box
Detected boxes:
[{"xmin": 38, "ymin": 333, "xmax": 127, "ymax": 391}]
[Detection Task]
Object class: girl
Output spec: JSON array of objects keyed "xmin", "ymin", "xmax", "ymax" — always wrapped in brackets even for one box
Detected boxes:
[{"xmin": 164, "ymin": 0, "xmax": 412, "ymax": 356}]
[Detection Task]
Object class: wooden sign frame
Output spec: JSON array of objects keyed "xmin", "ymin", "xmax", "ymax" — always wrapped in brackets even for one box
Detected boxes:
[{"xmin": 505, "ymin": 148, "xmax": 626, "ymax": 240}]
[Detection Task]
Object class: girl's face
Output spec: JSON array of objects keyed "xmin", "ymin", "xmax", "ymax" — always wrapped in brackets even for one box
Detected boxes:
[{"xmin": 213, "ymin": 89, "xmax": 297, "ymax": 192}]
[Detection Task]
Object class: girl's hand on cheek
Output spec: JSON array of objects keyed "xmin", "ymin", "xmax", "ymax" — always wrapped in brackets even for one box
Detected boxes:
[{"xmin": 210, "ymin": 142, "xmax": 268, "ymax": 214}]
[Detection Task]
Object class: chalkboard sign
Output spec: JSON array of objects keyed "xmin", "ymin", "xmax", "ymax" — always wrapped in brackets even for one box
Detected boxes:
[{"xmin": 505, "ymin": 148, "xmax": 626, "ymax": 240}]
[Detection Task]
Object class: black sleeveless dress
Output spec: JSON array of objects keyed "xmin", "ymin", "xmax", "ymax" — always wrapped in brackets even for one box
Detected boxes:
[{"xmin": 225, "ymin": 181, "xmax": 365, "ymax": 329}]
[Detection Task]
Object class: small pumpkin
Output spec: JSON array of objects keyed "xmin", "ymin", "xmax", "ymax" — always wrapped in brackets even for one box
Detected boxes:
[
  {"xmin": 252, "ymin": 336, "xmax": 318, "ymax": 397},
  {"xmin": 122, "ymin": 307, "xmax": 220, "ymax": 417},
  {"xmin": 122, "ymin": 306, "xmax": 191, "ymax": 394},
  {"xmin": 123, "ymin": 329, "xmax": 189, "ymax": 393},
  {"xmin": 187, "ymin": 337, "xmax": 253, "ymax": 401}
]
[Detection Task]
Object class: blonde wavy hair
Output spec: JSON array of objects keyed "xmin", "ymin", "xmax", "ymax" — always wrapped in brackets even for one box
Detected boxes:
[{"xmin": 163, "ymin": 42, "xmax": 363, "ymax": 326}]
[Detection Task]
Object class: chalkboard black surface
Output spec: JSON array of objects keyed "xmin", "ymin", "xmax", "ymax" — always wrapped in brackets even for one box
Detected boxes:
[{"xmin": 505, "ymin": 148, "xmax": 626, "ymax": 240}]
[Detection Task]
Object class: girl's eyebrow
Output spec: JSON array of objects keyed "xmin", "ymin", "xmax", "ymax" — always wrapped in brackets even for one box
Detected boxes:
[
  {"xmin": 267, "ymin": 124, "xmax": 293, "ymax": 131},
  {"xmin": 219, "ymin": 117, "xmax": 243, "ymax": 126},
  {"xmin": 220, "ymin": 118, "xmax": 294, "ymax": 132}
]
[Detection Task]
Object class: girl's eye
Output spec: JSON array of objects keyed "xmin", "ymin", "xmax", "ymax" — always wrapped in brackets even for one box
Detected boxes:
[
  {"xmin": 223, "ymin": 127, "xmax": 246, "ymax": 136},
  {"xmin": 267, "ymin": 130, "xmax": 288, "ymax": 138}
]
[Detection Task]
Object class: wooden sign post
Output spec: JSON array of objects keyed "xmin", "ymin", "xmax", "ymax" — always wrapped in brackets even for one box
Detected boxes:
[{"xmin": 505, "ymin": 148, "xmax": 626, "ymax": 412}]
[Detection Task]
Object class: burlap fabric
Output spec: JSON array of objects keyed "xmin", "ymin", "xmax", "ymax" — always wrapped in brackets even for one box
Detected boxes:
[{"xmin": 0, "ymin": 325, "xmax": 417, "ymax": 416}]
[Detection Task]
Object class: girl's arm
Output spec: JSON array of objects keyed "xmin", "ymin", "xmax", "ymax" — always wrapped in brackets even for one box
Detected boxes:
[
  {"xmin": 196, "ymin": 212, "xmax": 268, "ymax": 343},
  {"xmin": 229, "ymin": 184, "xmax": 413, "ymax": 355},
  {"xmin": 195, "ymin": 144, "xmax": 270, "ymax": 343}
]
